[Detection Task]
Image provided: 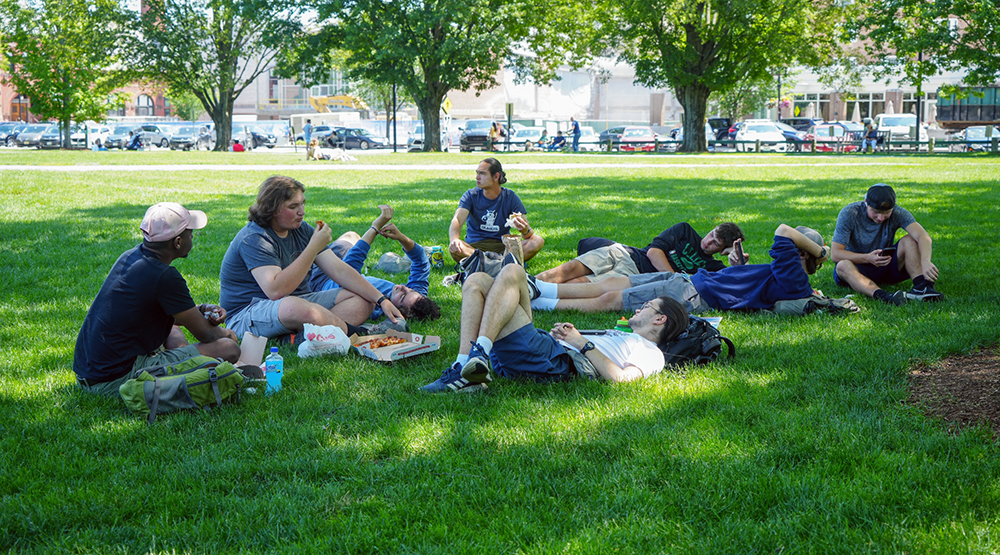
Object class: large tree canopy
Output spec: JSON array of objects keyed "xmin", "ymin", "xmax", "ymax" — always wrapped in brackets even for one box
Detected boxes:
[
  {"xmin": 606, "ymin": 0, "xmax": 839, "ymax": 152},
  {"xmin": 286, "ymin": 0, "xmax": 590, "ymax": 151},
  {"xmin": 946, "ymin": 0, "xmax": 1000, "ymax": 88},
  {"xmin": 134, "ymin": 0, "xmax": 305, "ymax": 151},
  {"xmin": 0, "ymin": 0, "xmax": 132, "ymax": 148}
]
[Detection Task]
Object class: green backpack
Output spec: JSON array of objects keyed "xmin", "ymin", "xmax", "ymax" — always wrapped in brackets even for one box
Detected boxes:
[{"xmin": 119, "ymin": 355, "xmax": 245, "ymax": 424}]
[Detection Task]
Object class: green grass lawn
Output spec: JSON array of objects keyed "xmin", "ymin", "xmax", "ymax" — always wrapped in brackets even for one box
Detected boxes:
[{"xmin": 2, "ymin": 151, "xmax": 999, "ymax": 553}]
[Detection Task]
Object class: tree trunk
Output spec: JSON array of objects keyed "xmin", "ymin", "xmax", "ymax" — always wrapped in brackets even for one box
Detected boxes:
[
  {"xmin": 415, "ymin": 93, "xmax": 447, "ymax": 152},
  {"xmin": 211, "ymin": 96, "xmax": 234, "ymax": 152},
  {"xmin": 677, "ymin": 83, "xmax": 711, "ymax": 153},
  {"xmin": 62, "ymin": 118, "xmax": 73, "ymax": 150}
]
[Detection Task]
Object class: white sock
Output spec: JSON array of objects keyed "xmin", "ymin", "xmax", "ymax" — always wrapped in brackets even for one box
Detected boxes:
[
  {"xmin": 530, "ymin": 298, "xmax": 559, "ymax": 311},
  {"xmin": 537, "ymin": 280, "xmax": 559, "ymax": 298},
  {"xmin": 474, "ymin": 336, "xmax": 493, "ymax": 357},
  {"xmin": 455, "ymin": 354, "xmax": 469, "ymax": 366}
]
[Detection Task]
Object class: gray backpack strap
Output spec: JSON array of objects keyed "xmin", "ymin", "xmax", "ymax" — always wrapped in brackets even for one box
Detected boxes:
[{"xmin": 209, "ymin": 367, "xmax": 223, "ymax": 407}]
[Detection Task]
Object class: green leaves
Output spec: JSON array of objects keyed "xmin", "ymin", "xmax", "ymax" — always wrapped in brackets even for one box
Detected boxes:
[{"xmin": 0, "ymin": 0, "xmax": 133, "ymax": 139}]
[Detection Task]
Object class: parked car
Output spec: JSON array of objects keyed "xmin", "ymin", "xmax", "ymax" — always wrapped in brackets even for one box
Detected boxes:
[
  {"xmin": 707, "ymin": 117, "xmax": 733, "ymax": 140},
  {"xmin": 294, "ymin": 124, "xmax": 335, "ymax": 143},
  {"xmin": 663, "ymin": 122, "xmax": 716, "ymax": 152},
  {"xmin": 577, "ymin": 126, "xmax": 601, "ymax": 151},
  {"xmin": 836, "ymin": 120, "xmax": 865, "ymax": 134},
  {"xmin": 248, "ymin": 126, "xmax": 277, "ymax": 149},
  {"xmin": 780, "ymin": 117, "xmax": 824, "ymax": 132},
  {"xmin": 0, "ymin": 123, "xmax": 22, "ymax": 147},
  {"xmin": 509, "ymin": 126, "xmax": 546, "ymax": 151},
  {"xmin": 327, "ymin": 127, "xmax": 386, "ymax": 150},
  {"xmin": 139, "ymin": 123, "xmax": 173, "ymax": 148},
  {"xmin": 170, "ymin": 125, "xmax": 214, "ymax": 151},
  {"xmin": 873, "ymin": 113, "xmax": 928, "ymax": 142},
  {"xmin": 40, "ymin": 125, "xmax": 76, "ymax": 149},
  {"xmin": 17, "ymin": 124, "xmax": 55, "ymax": 148},
  {"xmin": 727, "ymin": 121, "xmax": 744, "ymax": 140},
  {"xmin": 618, "ymin": 126, "xmax": 657, "ymax": 151},
  {"xmin": 459, "ymin": 119, "xmax": 501, "ymax": 152},
  {"xmin": 735, "ymin": 120, "xmax": 788, "ymax": 152},
  {"xmin": 69, "ymin": 124, "xmax": 111, "ymax": 148},
  {"xmin": 774, "ymin": 121, "xmax": 808, "ymax": 151},
  {"xmin": 804, "ymin": 124, "xmax": 859, "ymax": 153},
  {"xmin": 106, "ymin": 125, "xmax": 138, "ymax": 149},
  {"xmin": 598, "ymin": 126, "xmax": 626, "ymax": 149},
  {"xmin": 407, "ymin": 122, "xmax": 450, "ymax": 152},
  {"xmin": 957, "ymin": 125, "xmax": 1000, "ymax": 152}
]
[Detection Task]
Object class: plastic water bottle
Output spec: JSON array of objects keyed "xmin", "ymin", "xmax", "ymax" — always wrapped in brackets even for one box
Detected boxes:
[
  {"xmin": 614, "ymin": 318, "xmax": 632, "ymax": 333},
  {"xmin": 264, "ymin": 347, "xmax": 283, "ymax": 395}
]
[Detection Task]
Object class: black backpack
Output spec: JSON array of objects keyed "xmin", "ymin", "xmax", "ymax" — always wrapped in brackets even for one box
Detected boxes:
[{"xmin": 662, "ymin": 316, "xmax": 735, "ymax": 367}]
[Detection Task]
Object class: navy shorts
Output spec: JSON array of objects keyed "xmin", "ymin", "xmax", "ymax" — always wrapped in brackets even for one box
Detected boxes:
[
  {"xmin": 489, "ymin": 324, "xmax": 574, "ymax": 383},
  {"xmin": 834, "ymin": 240, "xmax": 910, "ymax": 286}
]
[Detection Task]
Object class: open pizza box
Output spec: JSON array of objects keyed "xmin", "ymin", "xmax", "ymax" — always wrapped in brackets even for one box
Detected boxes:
[{"xmin": 350, "ymin": 330, "xmax": 440, "ymax": 362}]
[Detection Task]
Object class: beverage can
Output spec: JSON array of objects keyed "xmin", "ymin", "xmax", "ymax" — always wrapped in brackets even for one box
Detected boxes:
[{"xmin": 430, "ymin": 246, "xmax": 444, "ymax": 269}]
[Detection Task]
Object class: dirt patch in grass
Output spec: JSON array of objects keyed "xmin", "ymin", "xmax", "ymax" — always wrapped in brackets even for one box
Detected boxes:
[{"xmin": 908, "ymin": 346, "xmax": 1000, "ymax": 437}]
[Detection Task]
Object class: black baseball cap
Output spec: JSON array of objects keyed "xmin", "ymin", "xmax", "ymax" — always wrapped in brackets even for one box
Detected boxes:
[{"xmin": 865, "ymin": 184, "xmax": 896, "ymax": 211}]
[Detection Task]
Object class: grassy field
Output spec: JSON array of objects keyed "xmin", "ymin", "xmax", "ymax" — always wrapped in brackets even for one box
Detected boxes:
[{"xmin": 1, "ymin": 151, "xmax": 999, "ymax": 553}]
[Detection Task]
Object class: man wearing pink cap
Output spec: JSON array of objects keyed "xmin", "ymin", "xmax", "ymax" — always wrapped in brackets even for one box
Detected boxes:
[{"xmin": 73, "ymin": 202, "xmax": 241, "ymax": 397}]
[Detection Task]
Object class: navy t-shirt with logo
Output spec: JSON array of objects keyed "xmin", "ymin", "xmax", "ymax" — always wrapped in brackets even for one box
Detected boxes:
[{"xmin": 458, "ymin": 188, "xmax": 527, "ymax": 244}]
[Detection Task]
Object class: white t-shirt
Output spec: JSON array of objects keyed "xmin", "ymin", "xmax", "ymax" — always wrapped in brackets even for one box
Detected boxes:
[{"xmin": 559, "ymin": 330, "xmax": 665, "ymax": 378}]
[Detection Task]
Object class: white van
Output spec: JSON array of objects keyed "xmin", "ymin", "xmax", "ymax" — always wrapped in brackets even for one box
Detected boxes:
[{"xmin": 874, "ymin": 113, "xmax": 928, "ymax": 142}]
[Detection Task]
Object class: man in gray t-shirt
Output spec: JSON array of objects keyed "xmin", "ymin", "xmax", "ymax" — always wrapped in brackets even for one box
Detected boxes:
[{"xmin": 830, "ymin": 184, "xmax": 943, "ymax": 305}]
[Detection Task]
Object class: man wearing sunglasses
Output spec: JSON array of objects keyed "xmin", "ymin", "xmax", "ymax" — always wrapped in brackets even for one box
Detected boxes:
[
  {"xmin": 420, "ymin": 264, "xmax": 690, "ymax": 393},
  {"xmin": 526, "ymin": 224, "xmax": 828, "ymax": 315}
]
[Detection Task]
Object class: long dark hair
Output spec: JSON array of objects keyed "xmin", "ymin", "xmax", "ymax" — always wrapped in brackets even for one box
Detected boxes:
[
  {"xmin": 481, "ymin": 157, "xmax": 507, "ymax": 185},
  {"xmin": 248, "ymin": 175, "xmax": 305, "ymax": 226},
  {"xmin": 654, "ymin": 296, "xmax": 689, "ymax": 347}
]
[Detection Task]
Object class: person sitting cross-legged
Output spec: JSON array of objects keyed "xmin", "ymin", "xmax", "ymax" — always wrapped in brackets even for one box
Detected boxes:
[
  {"xmin": 309, "ymin": 204, "xmax": 441, "ymax": 333},
  {"xmin": 419, "ymin": 263, "xmax": 689, "ymax": 393}
]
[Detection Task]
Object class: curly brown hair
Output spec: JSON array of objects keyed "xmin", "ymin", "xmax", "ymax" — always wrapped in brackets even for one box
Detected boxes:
[{"xmin": 248, "ymin": 175, "xmax": 305, "ymax": 227}]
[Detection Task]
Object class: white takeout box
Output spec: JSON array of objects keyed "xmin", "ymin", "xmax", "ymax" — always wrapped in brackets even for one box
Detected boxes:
[{"xmin": 350, "ymin": 330, "xmax": 441, "ymax": 362}]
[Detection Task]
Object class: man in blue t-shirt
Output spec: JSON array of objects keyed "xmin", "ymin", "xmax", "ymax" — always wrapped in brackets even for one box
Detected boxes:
[
  {"xmin": 570, "ymin": 117, "xmax": 582, "ymax": 152},
  {"xmin": 448, "ymin": 157, "xmax": 545, "ymax": 263},
  {"xmin": 831, "ymin": 184, "xmax": 943, "ymax": 305},
  {"xmin": 219, "ymin": 176, "xmax": 405, "ymax": 341},
  {"xmin": 547, "ymin": 131, "xmax": 567, "ymax": 151},
  {"xmin": 73, "ymin": 203, "xmax": 240, "ymax": 397},
  {"xmin": 309, "ymin": 205, "xmax": 440, "ymax": 329},
  {"xmin": 526, "ymin": 224, "xmax": 828, "ymax": 315}
]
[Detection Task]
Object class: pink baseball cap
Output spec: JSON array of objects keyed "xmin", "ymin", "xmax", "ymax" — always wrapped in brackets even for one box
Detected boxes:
[{"xmin": 140, "ymin": 202, "xmax": 208, "ymax": 242}]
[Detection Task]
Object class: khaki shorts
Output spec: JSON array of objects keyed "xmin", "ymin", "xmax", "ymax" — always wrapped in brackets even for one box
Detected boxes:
[{"xmin": 576, "ymin": 244, "xmax": 640, "ymax": 282}]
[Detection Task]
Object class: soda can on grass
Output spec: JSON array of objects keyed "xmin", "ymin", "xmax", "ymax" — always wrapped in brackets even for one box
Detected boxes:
[{"xmin": 430, "ymin": 246, "xmax": 444, "ymax": 269}]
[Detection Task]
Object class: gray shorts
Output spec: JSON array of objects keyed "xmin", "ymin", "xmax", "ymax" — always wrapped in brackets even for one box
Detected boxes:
[
  {"xmin": 226, "ymin": 289, "xmax": 343, "ymax": 338},
  {"xmin": 623, "ymin": 272, "xmax": 708, "ymax": 314},
  {"xmin": 577, "ymin": 244, "xmax": 640, "ymax": 282}
]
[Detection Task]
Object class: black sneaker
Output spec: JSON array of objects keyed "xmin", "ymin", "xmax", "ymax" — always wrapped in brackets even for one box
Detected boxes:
[
  {"xmin": 419, "ymin": 362, "xmax": 488, "ymax": 393},
  {"xmin": 460, "ymin": 342, "xmax": 493, "ymax": 384},
  {"xmin": 881, "ymin": 290, "xmax": 908, "ymax": 306},
  {"xmin": 525, "ymin": 274, "xmax": 541, "ymax": 300},
  {"xmin": 361, "ymin": 318, "xmax": 409, "ymax": 334},
  {"xmin": 905, "ymin": 285, "xmax": 945, "ymax": 302}
]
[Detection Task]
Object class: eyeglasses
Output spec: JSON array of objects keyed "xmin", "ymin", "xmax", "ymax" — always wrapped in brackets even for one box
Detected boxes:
[{"xmin": 641, "ymin": 301, "xmax": 662, "ymax": 315}]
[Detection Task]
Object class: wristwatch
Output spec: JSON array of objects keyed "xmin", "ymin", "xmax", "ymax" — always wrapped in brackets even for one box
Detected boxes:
[{"xmin": 580, "ymin": 341, "xmax": 596, "ymax": 355}]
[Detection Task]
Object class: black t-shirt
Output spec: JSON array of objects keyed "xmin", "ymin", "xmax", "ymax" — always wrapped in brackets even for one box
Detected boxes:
[
  {"xmin": 73, "ymin": 245, "xmax": 196, "ymax": 381},
  {"xmin": 577, "ymin": 222, "xmax": 724, "ymax": 274}
]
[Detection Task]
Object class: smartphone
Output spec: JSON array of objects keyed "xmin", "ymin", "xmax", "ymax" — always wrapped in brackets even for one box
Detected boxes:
[
  {"xmin": 880, "ymin": 246, "xmax": 897, "ymax": 257},
  {"xmin": 734, "ymin": 241, "xmax": 746, "ymax": 265}
]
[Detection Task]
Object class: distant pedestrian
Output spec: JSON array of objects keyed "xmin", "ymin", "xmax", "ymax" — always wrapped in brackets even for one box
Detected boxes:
[
  {"xmin": 303, "ymin": 119, "xmax": 313, "ymax": 146},
  {"xmin": 571, "ymin": 117, "xmax": 582, "ymax": 152}
]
